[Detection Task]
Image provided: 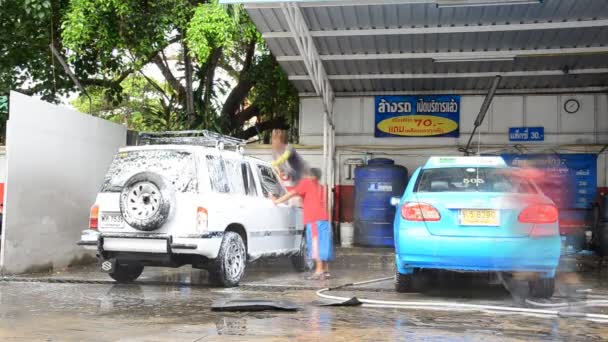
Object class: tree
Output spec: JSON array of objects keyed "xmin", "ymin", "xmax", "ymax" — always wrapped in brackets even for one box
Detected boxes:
[
  {"xmin": 62, "ymin": 0, "xmax": 299, "ymax": 141},
  {"xmin": 0, "ymin": 0, "xmax": 73, "ymax": 101},
  {"xmin": 0, "ymin": 95, "xmax": 7, "ymax": 143},
  {"xmin": 71, "ymin": 76, "xmax": 185, "ymax": 131}
]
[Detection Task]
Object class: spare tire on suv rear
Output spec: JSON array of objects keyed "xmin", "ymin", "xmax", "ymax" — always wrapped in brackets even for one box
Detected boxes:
[{"xmin": 120, "ymin": 172, "xmax": 174, "ymax": 231}]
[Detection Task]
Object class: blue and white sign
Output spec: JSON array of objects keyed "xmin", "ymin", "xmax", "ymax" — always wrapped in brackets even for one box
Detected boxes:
[
  {"xmin": 508, "ymin": 127, "xmax": 544, "ymax": 142},
  {"xmin": 374, "ymin": 95, "xmax": 460, "ymax": 138}
]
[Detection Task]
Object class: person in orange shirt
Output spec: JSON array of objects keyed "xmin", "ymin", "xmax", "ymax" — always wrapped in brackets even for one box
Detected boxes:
[{"xmin": 272, "ymin": 168, "xmax": 333, "ymax": 280}]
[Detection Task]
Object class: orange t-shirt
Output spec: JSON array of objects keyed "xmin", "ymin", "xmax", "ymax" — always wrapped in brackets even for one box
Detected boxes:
[{"xmin": 292, "ymin": 178, "xmax": 328, "ymax": 225}]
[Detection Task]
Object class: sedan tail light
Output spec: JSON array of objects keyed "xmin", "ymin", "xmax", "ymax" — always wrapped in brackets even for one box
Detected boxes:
[
  {"xmin": 196, "ymin": 207, "xmax": 208, "ymax": 232},
  {"xmin": 89, "ymin": 205, "xmax": 99, "ymax": 230},
  {"xmin": 401, "ymin": 202, "xmax": 441, "ymax": 222},
  {"xmin": 518, "ymin": 204, "xmax": 558, "ymax": 224}
]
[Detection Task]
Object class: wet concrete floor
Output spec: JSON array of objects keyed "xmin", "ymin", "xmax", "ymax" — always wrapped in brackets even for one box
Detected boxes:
[{"xmin": 1, "ymin": 250, "xmax": 608, "ymax": 341}]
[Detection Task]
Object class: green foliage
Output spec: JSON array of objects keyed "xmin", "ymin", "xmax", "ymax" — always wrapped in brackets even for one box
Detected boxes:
[
  {"xmin": 0, "ymin": 0, "xmax": 72, "ymax": 101},
  {"xmin": 248, "ymin": 53, "xmax": 300, "ymax": 142},
  {"xmin": 2, "ymin": 0, "xmax": 299, "ymax": 141},
  {"xmin": 0, "ymin": 95, "xmax": 8, "ymax": 143},
  {"xmin": 71, "ymin": 76, "xmax": 185, "ymax": 132},
  {"xmin": 0, "ymin": 96, "xmax": 8, "ymax": 116},
  {"xmin": 186, "ymin": 2, "xmax": 234, "ymax": 62},
  {"xmin": 62, "ymin": 0, "xmax": 190, "ymax": 80}
]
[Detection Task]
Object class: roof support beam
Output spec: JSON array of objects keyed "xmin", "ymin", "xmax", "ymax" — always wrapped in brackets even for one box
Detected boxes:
[
  {"xmin": 242, "ymin": 0, "xmax": 436, "ymax": 9},
  {"xmin": 288, "ymin": 68, "xmax": 608, "ymax": 81},
  {"xmin": 276, "ymin": 46, "xmax": 608, "ymax": 62},
  {"xmin": 279, "ymin": 2, "xmax": 335, "ymax": 125},
  {"xmin": 298, "ymin": 86, "xmax": 608, "ymax": 96},
  {"xmin": 264, "ymin": 19, "xmax": 608, "ymax": 39}
]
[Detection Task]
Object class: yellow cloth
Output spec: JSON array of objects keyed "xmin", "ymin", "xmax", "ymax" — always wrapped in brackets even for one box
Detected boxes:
[{"xmin": 271, "ymin": 149, "xmax": 291, "ymax": 168}]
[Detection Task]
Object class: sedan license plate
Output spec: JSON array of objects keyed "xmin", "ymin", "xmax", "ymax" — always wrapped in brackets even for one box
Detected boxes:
[
  {"xmin": 460, "ymin": 209, "xmax": 499, "ymax": 226},
  {"xmin": 101, "ymin": 212, "xmax": 124, "ymax": 228}
]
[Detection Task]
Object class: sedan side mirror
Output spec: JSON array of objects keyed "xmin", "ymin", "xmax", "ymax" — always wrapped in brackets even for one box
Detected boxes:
[{"xmin": 390, "ymin": 197, "xmax": 401, "ymax": 207}]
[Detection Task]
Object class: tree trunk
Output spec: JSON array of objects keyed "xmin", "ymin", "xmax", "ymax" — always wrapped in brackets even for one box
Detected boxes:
[
  {"xmin": 183, "ymin": 44, "xmax": 195, "ymax": 126},
  {"xmin": 201, "ymin": 47, "xmax": 222, "ymax": 129},
  {"xmin": 220, "ymin": 39, "xmax": 257, "ymax": 132},
  {"xmin": 152, "ymin": 54, "xmax": 186, "ymax": 102},
  {"xmin": 234, "ymin": 105, "xmax": 260, "ymax": 126},
  {"xmin": 221, "ymin": 79, "xmax": 254, "ymax": 130}
]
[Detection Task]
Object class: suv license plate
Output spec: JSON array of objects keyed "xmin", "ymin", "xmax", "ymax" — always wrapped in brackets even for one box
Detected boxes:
[
  {"xmin": 101, "ymin": 212, "xmax": 124, "ymax": 228},
  {"xmin": 460, "ymin": 209, "xmax": 499, "ymax": 226}
]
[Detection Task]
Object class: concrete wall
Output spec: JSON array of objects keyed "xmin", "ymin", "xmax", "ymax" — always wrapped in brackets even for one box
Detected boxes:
[
  {"xmin": 299, "ymin": 93, "xmax": 608, "ymax": 186},
  {"xmin": 0, "ymin": 92, "xmax": 126, "ymax": 274}
]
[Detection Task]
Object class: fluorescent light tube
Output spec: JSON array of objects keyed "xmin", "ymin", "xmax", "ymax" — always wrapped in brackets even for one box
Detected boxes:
[
  {"xmin": 433, "ymin": 56, "xmax": 516, "ymax": 63},
  {"xmin": 436, "ymin": 0, "xmax": 542, "ymax": 8}
]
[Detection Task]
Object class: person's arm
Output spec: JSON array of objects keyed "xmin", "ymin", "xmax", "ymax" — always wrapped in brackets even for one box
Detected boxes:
[
  {"xmin": 271, "ymin": 149, "xmax": 291, "ymax": 168},
  {"xmin": 272, "ymin": 191, "xmax": 297, "ymax": 205}
]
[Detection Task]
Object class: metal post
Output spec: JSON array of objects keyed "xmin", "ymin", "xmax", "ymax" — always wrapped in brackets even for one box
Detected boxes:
[
  {"xmin": 323, "ymin": 112, "xmax": 328, "ymax": 176},
  {"xmin": 328, "ymin": 125, "xmax": 334, "ymax": 223},
  {"xmin": 323, "ymin": 112, "xmax": 328, "ymax": 212},
  {"xmin": 463, "ymin": 75, "xmax": 502, "ymax": 155}
]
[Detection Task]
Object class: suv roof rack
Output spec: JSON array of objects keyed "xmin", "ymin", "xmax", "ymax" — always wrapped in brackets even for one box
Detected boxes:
[{"xmin": 138, "ymin": 130, "xmax": 246, "ymax": 151}]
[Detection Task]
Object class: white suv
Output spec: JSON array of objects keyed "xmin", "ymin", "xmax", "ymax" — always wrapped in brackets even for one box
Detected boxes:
[{"xmin": 78, "ymin": 131, "xmax": 312, "ymax": 287}]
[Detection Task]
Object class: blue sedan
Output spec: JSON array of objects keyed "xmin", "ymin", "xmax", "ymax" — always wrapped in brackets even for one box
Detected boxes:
[{"xmin": 392, "ymin": 156, "xmax": 561, "ymax": 298}]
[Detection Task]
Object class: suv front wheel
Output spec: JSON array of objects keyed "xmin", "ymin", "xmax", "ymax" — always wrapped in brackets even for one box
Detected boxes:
[
  {"xmin": 209, "ymin": 232, "xmax": 247, "ymax": 287},
  {"xmin": 109, "ymin": 263, "xmax": 144, "ymax": 283}
]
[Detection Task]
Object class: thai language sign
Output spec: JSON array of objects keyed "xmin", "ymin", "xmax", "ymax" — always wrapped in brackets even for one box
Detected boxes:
[
  {"xmin": 374, "ymin": 95, "xmax": 460, "ymax": 138},
  {"xmin": 509, "ymin": 127, "xmax": 544, "ymax": 142},
  {"xmin": 501, "ymin": 153, "xmax": 597, "ymax": 209}
]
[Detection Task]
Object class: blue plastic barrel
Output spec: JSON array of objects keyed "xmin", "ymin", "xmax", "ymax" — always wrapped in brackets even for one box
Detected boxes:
[{"xmin": 354, "ymin": 158, "xmax": 408, "ymax": 247}]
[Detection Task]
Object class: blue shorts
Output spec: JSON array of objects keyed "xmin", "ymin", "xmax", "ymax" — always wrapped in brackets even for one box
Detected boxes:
[{"xmin": 306, "ymin": 220, "xmax": 334, "ymax": 262}]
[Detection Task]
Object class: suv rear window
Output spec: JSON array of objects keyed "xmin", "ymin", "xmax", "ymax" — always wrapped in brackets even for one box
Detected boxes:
[
  {"xmin": 101, "ymin": 150, "xmax": 197, "ymax": 193},
  {"xmin": 416, "ymin": 167, "xmax": 537, "ymax": 193}
]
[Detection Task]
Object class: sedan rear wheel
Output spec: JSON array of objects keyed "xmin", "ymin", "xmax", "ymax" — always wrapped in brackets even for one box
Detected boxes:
[
  {"xmin": 529, "ymin": 277, "xmax": 555, "ymax": 298},
  {"xmin": 395, "ymin": 269, "xmax": 414, "ymax": 293}
]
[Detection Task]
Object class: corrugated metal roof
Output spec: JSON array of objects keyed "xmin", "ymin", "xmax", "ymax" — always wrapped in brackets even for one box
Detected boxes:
[
  {"xmin": 280, "ymin": 54, "xmax": 608, "ymax": 75},
  {"xmin": 239, "ymin": 0, "xmax": 608, "ymax": 93}
]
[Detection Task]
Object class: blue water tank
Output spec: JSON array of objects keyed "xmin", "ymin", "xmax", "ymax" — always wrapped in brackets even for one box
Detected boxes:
[{"xmin": 354, "ymin": 158, "xmax": 408, "ymax": 247}]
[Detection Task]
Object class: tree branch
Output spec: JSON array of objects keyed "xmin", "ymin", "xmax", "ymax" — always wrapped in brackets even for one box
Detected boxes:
[
  {"xmin": 153, "ymin": 54, "xmax": 186, "ymax": 100},
  {"xmin": 221, "ymin": 78, "xmax": 253, "ymax": 127},
  {"xmin": 234, "ymin": 105, "xmax": 260, "ymax": 125},
  {"xmin": 201, "ymin": 47, "xmax": 223, "ymax": 128},
  {"xmin": 218, "ymin": 59, "xmax": 240, "ymax": 80},
  {"xmin": 242, "ymin": 39, "xmax": 256, "ymax": 73},
  {"xmin": 236, "ymin": 117, "xmax": 288, "ymax": 140},
  {"xmin": 138, "ymin": 71, "xmax": 170, "ymax": 102},
  {"xmin": 81, "ymin": 36, "xmax": 181, "ymax": 88},
  {"xmin": 183, "ymin": 43, "xmax": 195, "ymax": 124}
]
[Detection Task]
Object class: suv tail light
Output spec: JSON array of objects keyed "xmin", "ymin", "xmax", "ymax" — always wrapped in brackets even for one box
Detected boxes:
[
  {"xmin": 518, "ymin": 204, "xmax": 558, "ymax": 224},
  {"xmin": 89, "ymin": 205, "xmax": 99, "ymax": 230},
  {"xmin": 401, "ymin": 202, "xmax": 441, "ymax": 222},
  {"xmin": 197, "ymin": 207, "xmax": 208, "ymax": 232}
]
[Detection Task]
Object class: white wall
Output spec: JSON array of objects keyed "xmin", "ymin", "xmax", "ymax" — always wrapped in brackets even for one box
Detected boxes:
[
  {"xmin": 300, "ymin": 93, "xmax": 608, "ymax": 186},
  {"xmin": 0, "ymin": 92, "xmax": 126, "ymax": 274}
]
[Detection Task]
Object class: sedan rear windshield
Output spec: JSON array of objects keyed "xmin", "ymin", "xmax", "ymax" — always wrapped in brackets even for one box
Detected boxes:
[
  {"xmin": 101, "ymin": 150, "xmax": 197, "ymax": 193},
  {"xmin": 415, "ymin": 167, "xmax": 537, "ymax": 193}
]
